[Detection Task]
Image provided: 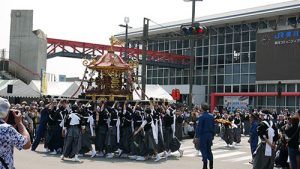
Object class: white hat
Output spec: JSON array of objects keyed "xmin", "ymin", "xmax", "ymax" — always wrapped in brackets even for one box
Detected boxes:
[{"xmin": 0, "ymin": 97, "xmax": 10, "ymax": 119}]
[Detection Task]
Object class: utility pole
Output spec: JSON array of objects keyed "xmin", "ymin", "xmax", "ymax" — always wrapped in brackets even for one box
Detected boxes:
[
  {"xmin": 142, "ymin": 18, "xmax": 150, "ymax": 100},
  {"xmin": 187, "ymin": 0, "xmax": 200, "ymax": 109}
]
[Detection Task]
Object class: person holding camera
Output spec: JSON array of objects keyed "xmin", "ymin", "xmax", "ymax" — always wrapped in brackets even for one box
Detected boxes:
[{"xmin": 0, "ymin": 97, "xmax": 31, "ymax": 169}]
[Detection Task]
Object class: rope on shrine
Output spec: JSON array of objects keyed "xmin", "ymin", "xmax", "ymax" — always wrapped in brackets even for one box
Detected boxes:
[{"xmin": 70, "ymin": 67, "xmax": 88, "ymax": 98}]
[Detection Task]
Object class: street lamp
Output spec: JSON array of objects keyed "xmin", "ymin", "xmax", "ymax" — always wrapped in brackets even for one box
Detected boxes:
[
  {"xmin": 119, "ymin": 17, "xmax": 132, "ymax": 61},
  {"xmin": 184, "ymin": 0, "xmax": 203, "ymax": 110}
]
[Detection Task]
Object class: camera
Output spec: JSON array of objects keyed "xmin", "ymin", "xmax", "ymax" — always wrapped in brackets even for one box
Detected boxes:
[{"xmin": 7, "ymin": 110, "xmax": 16, "ymax": 126}]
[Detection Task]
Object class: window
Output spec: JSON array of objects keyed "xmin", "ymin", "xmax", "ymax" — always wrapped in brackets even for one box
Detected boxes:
[
  {"xmin": 158, "ymin": 78, "xmax": 163, "ymax": 85},
  {"xmin": 218, "ymin": 45, "xmax": 224, "ymax": 54},
  {"xmin": 165, "ymin": 41, "xmax": 169, "ymax": 50},
  {"xmin": 196, "ymin": 47, "xmax": 203, "ymax": 56},
  {"xmin": 225, "ymin": 54, "xmax": 232, "ymax": 64},
  {"xmin": 217, "ymin": 86, "xmax": 224, "ymax": 92},
  {"xmin": 176, "ymin": 69, "xmax": 182, "ymax": 76},
  {"xmin": 217, "ymin": 65, "xmax": 224, "ymax": 74},
  {"xmin": 250, "ymin": 31, "xmax": 256, "ymax": 41},
  {"xmin": 226, "ymin": 26, "xmax": 233, "ymax": 33},
  {"xmin": 147, "ymin": 78, "xmax": 151, "ymax": 84},
  {"xmin": 176, "ymin": 49, "xmax": 182, "ymax": 55},
  {"xmin": 225, "ymin": 86, "xmax": 231, "ymax": 92},
  {"xmin": 241, "ymin": 74, "xmax": 248, "ymax": 84},
  {"xmin": 197, "ymin": 39, "xmax": 203, "ymax": 46},
  {"xmin": 211, "ymin": 36, "xmax": 218, "ymax": 45},
  {"xmin": 241, "ymin": 85, "xmax": 248, "ymax": 92},
  {"xmin": 203, "ymin": 57, "xmax": 208, "ymax": 65},
  {"xmin": 250, "ymin": 42, "xmax": 256, "ymax": 51},
  {"xmin": 170, "ymin": 77, "xmax": 175, "ymax": 84},
  {"xmin": 226, "ymin": 34, "xmax": 233, "ymax": 43},
  {"xmin": 152, "ymin": 78, "xmax": 157, "ymax": 84},
  {"xmin": 171, "ymin": 41, "xmax": 176, "ymax": 49},
  {"xmin": 164, "ymin": 78, "xmax": 169, "ymax": 85},
  {"xmin": 241, "ymin": 64, "xmax": 249, "ymax": 73},
  {"xmin": 287, "ymin": 84, "xmax": 295, "ymax": 92},
  {"xmin": 203, "ymin": 76, "xmax": 208, "ymax": 85},
  {"xmin": 218, "ymin": 35, "xmax": 225, "ymax": 44},
  {"xmin": 242, "ymin": 32, "xmax": 249, "ymax": 41},
  {"xmin": 233, "ymin": 74, "xmax": 240, "ymax": 84},
  {"xmin": 226, "ymin": 44, "xmax": 233, "ymax": 54},
  {"xmin": 234, "ymin": 33, "xmax": 241, "ymax": 42},
  {"xmin": 249, "ymin": 85, "xmax": 256, "ymax": 92},
  {"xmin": 203, "ymin": 66, "xmax": 208, "ymax": 75},
  {"xmin": 177, "ymin": 41, "xmax": 182, "ymax": 48},
  {"xmin": 164, "ymin": 69, "xmax": 169, "ymax": 77},
  {"xmin": 225, "ymin": 65, "xmax": 232, "ymax": 74},
  {"xmin": 147, "ymin": 70, "xmax": 152, "ymax": 77},
  {"xmin": 153, "ymin": 70, "xmax": 157, "ymax": 77},
  {"xmin": 242, "ymin": 24, "xmax": 249, "ymax": 31},
  {"xmin": 210, "ymin": 76, "xmax": 216, "ymax": 84},
  {"xmin": 217, "ymin": 75, "xmax": 224, "ymax": 84},
  {"xmin": 183, "ymin": 40, "xmax": 189, "ymax": 48},
  {"xmin": 176, "ymin": 77, "xmax": 182, "ymax": 84},
  {"xmin": 196, "ymin": 67, "xmax": 202, "ymax": 75},
  {"xmin": 158, "ymin": 69, "xmax": 163, "ymax": 77},
  {"xmin": 250, "ymin": 52, "xmax": 256, "ymax": 62},
  {"xmin": 211, "ymin": 46, "xmax": 217, "ymax": 55},
  {"xmin": 195, "ymin": 76, "xmax": 202, "ymax": 85},
  {"xmin": 267, "ymin": 84, "xmax": 275, "ymax": 92},
  {"xmin": 233, "ymin": 64, "xmax": 240, "ymax": 73},
  {"xmin": 211, "ymin": 56, "xmax": 217, "ymax": 65},
  {"xmin": 241, "ymin": 53, "xmax": 249, "ymax": 63},
  {"xmin": 211, "ymin": 66, "xmax": 217, "ymax": 75},
  {"xmin": 234, "ymin": 43, "xmax": 241, "ymax": 53},
  {"xmin": 183, "ymin": 77, "xmax": 189, "ymax": 84},
  {"xmin": 249, "ymin": 74, "xmax": 256, "ymax": 83},
  {"xmin": 170, "ymin": 68, "xmax": 175, "ymax": 76},
  {"xmin": 242, "ymin": 42, "xmax": 249, "ymax": 52},
  {"xmin": 233, "ymin": 85, "xmax": 240, "ymax": 92},
  {"xmin": 249, "ymin": 63, "xmax": 256, "ymax": 73},
  {"xmin": 225, "ymin": 75, "xmax": 232, "ymax": 84},
  {"xmin": 218, "ymin": 55, "xmax": 224, "ymax": 65},
  {"xmin": 159, "ymin": 43, "xmax": 164, "ymax": 51},
  {"xmin": 204, "ymin": 47, "xmax": 209, "ymax": 55}
]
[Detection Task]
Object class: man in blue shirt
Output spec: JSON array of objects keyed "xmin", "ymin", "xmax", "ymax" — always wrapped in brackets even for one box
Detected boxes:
[
  {"xmin": 196, "ymin": 103, "xmax": 214, "ymax": 169},
  {"xmin": 0, "ymin": 98, "xmax": 31, "ymax": 169}
]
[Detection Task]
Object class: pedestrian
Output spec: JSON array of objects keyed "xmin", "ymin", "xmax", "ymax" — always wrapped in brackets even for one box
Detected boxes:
[
  {"xmin": 195, "ymin": 103, "xmax": 214, "ymax": 169},
  {"xmin": 31, "ymin": 102, "xmax": 50, "ymax": 151},
  {"xmin": 253, "ymin": 109, "xmax": 279, "ymax": 169},
  {"xmin": 61, "ymin": 104, "xmax": 83, "ymax": 162},
  {"xmin": 0, "ymin": 97, "xmax": 31, "ymax": 169},
  {"xmin": 233, "ymin": 113, "xmax": 242, "ymax": 145},
  {"xmin": 284, "ymin": 114, "xmax": 299, "ymax": 169},
  {"xmin": 248, "ymin": 112, "xmax": 259, "ymax": 164}
]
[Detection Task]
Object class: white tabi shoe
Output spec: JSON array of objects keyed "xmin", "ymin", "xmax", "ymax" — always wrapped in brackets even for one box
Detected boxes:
[
  {"xmin": 179, "ymin": 149, "xmax": 184, "ymax": 157},
  {"xmin": 154, "ymin": 154, "xmax": 161, "ymax": 162},
  {"xmin": 91, "ymin": 150, "xmax": 97, "ymax": 158},
  {"xmin": 128, "ymin": 155, "xmax": 137, "ymax": 160},
  {"xmin": 97, "ymin": 151, "xmax": 104, "ymax": 157},
  {"xmin": 49, "ymin": 150, "xmax": 57, "ymax": 155},
  {"xmin": 72, "ymin": 155, "xmax": 81, "ymax": 162},
  {"xmin": 136, "ymin": 156, "xmax": 146, "ymax": 161},
  {"xmin": 106, "ymin": 153, "xmax": 114, "ymax": 159},
  {"xmin": 60, "ymin": 155, "xmax": 65, "ymax": 161}
]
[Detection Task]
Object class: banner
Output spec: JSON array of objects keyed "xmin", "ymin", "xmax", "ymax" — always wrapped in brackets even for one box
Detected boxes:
[
  {"xmin": 224, "ymin": 96, "xmax": 249, "ymax": 111},
  {"xmin": 41, "ymin": 69, "xmax": 48, "ymax": 95}
]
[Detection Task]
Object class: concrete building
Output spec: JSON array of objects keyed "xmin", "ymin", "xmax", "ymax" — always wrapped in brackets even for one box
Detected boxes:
[
  {"xmin": 116, "ymin": 1, "xmax": 300, "ymax": 110},
  {"xmin": 9, "ymin": 10, "xmax": 47, "ymax": 84}
]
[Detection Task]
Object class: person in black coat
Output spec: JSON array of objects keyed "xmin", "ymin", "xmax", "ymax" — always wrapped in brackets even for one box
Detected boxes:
[{"xmin": 284, "ymin": 115, "xmax": 299, "ymax": 169}]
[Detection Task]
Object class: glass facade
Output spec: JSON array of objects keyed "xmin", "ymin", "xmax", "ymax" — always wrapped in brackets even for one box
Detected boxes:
[{"xmin": 129, "ymin": 13, "xmax": 300, "ymax": 111}]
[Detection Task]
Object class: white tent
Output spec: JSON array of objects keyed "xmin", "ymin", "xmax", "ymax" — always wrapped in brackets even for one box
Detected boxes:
[
  {"xmin": 0, "ymin": 80, "xmax": 40, "ymax": 98},
  {"xmin": 29, "ymin": 80, "xmax": 75, "ymax": 97},
  {"xmin": 133, "ymin": 84, "xmax": 174, "ymax": 102}
]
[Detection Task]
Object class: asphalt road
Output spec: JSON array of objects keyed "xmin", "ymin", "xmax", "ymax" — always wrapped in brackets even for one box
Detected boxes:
[{"xmin": 14, "ymin": 136, "xmax": 253, "ymax": 169}]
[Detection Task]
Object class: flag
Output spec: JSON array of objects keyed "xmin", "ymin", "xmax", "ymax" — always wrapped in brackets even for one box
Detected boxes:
[{"xmin": 41, "ymin": 69, "xmax": 48, "ymax": 95}]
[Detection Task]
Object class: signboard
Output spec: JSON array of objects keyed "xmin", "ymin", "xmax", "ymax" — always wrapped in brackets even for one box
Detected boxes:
[
  {"xmin": 256, "ymin": 28, "xmax": 300, "ymax": 81},
  {"xmin": 224, "ymin": 96, "xmax": 249, "ymax": 111},
  {"xmin": 59, "ymin": 75, "xmax": 66, "ymax": 82}
]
